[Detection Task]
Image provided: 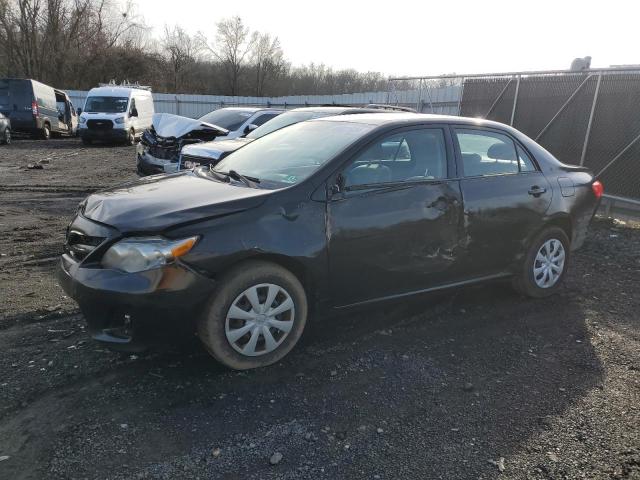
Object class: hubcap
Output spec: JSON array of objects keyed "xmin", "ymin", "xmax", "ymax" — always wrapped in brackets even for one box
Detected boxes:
[
  {"xmin": 225, "ymin": 283, "xmax": 295, "ymax": 357},
  {"xmin": 533, "ymin": 238, "xmax": 565, "ymax": 288}
]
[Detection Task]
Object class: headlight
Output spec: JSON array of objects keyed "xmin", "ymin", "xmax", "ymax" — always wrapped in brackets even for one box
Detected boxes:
[
  {"xmin": 102, "ymin": 236, "xmax": 198, "ymax": 273},
  {"xmin": 114, "ymin": 117, "xmax": 125, "ymax": 124},
  {"xmin": 79, "ymin": 117, "xmax": 86, "ymax": 124}
]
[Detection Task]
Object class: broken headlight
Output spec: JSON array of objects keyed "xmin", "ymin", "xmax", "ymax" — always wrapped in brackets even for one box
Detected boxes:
[{"xmin": 102, "ymin": 236, "xmax": 198, "ymax": 273}]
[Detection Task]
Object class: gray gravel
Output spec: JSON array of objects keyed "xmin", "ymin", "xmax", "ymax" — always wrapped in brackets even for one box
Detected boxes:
[{"xmin": 0, "ymin": 138, "xmax": 639, "ymax": 479}]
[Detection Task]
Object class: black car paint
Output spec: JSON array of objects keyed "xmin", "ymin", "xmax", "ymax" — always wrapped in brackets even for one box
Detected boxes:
[{"xmin": 58, "ymin": 114, "xmax": 600, "ymax": 346}]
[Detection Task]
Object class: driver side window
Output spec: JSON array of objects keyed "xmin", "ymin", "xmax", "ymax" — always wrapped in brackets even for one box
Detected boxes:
[{"xmin": 344, "ymin": 129, "xmax": 447, "ymax": 187}]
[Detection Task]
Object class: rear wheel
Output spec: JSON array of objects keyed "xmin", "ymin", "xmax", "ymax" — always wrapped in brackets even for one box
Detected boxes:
[
  {"xmin": 1, "ymin": 128, "xmax": 10, "ymax": 145},
  {"xmin": 41, "ymin": 123, "xmax": 51, "ymax": 140},
  {"xmin": 513, "ymin": 227, "xmax": 570, "ymax": 298},
  {"xmin": 197, "ymin": 260, "xmax": 308, "ymax": 370}
]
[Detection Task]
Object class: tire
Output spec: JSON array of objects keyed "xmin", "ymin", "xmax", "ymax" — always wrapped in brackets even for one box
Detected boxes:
[
  {"xmin": 81, "ymin": 137, "xmax": 92, "ymax": 146},
  {"xmin": 513, "ymin": 227, "xmax": 570, "ymax": 298},
  {"xmin": 1, "ymin": 128, "xmax": 9, "ymax": 145},
  {"xmin": 41, "ymin": 123, "xmax": 51, "ymax": 140},
  {"xmin": 126, "ymin": 128, "xmax": 135, "ymax": 146},
  {"xmin": 197, "ymin": 260, "xmax": 308, "ymax": 370}
]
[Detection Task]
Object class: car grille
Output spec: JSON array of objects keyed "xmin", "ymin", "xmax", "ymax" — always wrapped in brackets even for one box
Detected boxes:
[
  {"xmin": 65, "ymin": 229, "xmax": 105, "ymax": 261},
  {"xmin": 148, "ymin": 144, "xmax": 179, "ymax": 160},
  {"xmin": 87, "ymin": 119, "xmax": 113, "ymax": 131}
]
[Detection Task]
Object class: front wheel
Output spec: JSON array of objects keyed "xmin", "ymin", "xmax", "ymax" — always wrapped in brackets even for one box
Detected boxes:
[
  {"xmin": 126, "ymin": 128, "xmax": 135, "ymax": 146},
  {"xmin": 513, "ymin": 227, "xmax": 570, "ymax": 298},
  {"xmin": 197, "ymin": 260, "xmax": 308, "ymax": 370}
]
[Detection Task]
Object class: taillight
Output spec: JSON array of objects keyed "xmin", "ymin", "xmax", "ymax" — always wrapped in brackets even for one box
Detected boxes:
[
  {"xmin": 31, "ymin": 101, "xmax": 38, "ymax": 116},
  {"xmin": 592, "ymin": 180, "xmax": 604, "ymax": 199}
]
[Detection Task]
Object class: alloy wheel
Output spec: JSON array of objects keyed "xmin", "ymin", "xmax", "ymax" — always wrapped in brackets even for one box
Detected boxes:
[
  {"xmin": 533, "ymin": 238, "xmax": 565, "ymax": 288},
  {"xmin": 4, "ymin": 129, "xmax": 9, "ymax": 144},
  {"xmin": 225, "ymin": 283, "xmax": 295, "ymax": 357}
]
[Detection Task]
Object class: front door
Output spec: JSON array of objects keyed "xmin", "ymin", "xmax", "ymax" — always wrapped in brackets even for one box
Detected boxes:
[
  {"xmin": 327, "ymin": 126, "xmax": 464, "ymax": 307},
  {"xmin": 453, "ymin": 127, "xmax": 552, "ymax": 276}
]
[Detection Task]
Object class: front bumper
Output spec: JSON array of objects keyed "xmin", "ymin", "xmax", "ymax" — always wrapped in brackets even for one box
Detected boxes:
[
  {"xmin": 80, "ymin": 127, "xmax": 128, "ymax": 141},
  {"xmin": 135, "ymin": 146, "xmax": 178, "ymax": 176},
  {"xmin": 57, "ymin": 253, "xmax": 215, "ymax": 349}
]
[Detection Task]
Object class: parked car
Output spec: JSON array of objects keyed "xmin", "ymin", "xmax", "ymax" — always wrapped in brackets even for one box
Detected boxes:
[
  {"xmin": 58, "ymin": 113, "xmax": 603, "ymax": 370},
  {"xmin": 78, "ymin": 84, "xmax": 154, "ymax": 145},
  {"xmin": 173, "ymin": 105, "xmax": 415, "ymax": 172},
  {"xmin": 0, "ymin": 78, "xmax": 77, "ymax": 139},
  {"xmin": 136, "ymin": 107, "xmax": 283, "ymax": 175},
  {"xmin": 0, "ymin": 112, "xmax": 10, "ymax": 144}
]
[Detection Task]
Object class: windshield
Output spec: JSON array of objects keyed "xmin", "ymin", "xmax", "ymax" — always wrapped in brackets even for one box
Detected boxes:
[
  {"xmin": 84, "ymin": 96, "xmax": 129, "ymax": 113},
  {"xmin": 247, "ymin": 111, "xmax": 326, "ymax": 139},
  {"xmin": 212, "ymin": 120, "xmax": 374, "ymax": 186},
  {"xmin": 199, "ymin": 109, "xmax": 254, "ymax": 131}
]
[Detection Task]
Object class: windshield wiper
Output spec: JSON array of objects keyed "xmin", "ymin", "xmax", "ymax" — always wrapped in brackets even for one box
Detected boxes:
[{"xmin": 210, "ymin": 167, "xmax": 261, "ymax": 187}]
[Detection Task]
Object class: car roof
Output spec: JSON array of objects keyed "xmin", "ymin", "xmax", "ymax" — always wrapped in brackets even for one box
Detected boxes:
[
  {"xmin": 87, "ymin": 86, "xmax": 151, "ymax": 97},
  {"xmin": 317, "ymin": 112, "xmax": 516, "ymax": 131},
  {"xmin": 216, "ymin": 107, "xmax": 282, "ymax": 113}
]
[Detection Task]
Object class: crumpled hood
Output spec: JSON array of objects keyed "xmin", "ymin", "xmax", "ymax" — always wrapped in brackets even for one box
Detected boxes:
[
  {"xmin": 82, "ymin": 171, "xmax": 270, "ymax": 232},
  {"xmin": 151, "ymin": 113, "xmax": 229, "ymax": 138},
  {"xmin": 182, "ymin": 137, "xmax": 253, "ymax": 160}
]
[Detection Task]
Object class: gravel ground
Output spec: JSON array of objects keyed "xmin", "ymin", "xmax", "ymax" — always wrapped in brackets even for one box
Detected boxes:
[{"xmin": 0, "ymin": 138, "xmax": 639, "ymax": 480}]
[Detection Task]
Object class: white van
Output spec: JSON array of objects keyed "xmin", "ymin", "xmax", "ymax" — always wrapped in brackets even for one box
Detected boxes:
[{"xmin": 78, "ymin": 84, "xmax": 154, "ymax": 145}]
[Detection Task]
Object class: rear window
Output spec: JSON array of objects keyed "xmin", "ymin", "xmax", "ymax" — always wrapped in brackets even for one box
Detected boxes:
[{"xmin": 199, "ymin": 109, "xmax": 254, "ymax": 131}]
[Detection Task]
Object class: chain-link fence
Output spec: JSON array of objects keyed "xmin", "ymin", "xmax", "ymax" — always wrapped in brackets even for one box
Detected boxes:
[{"xmin": 389, "ymin": 68, "xmax": 640, "ymax": 203}]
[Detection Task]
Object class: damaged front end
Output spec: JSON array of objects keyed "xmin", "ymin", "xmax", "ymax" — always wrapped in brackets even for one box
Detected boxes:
[{"xmin": 136, "ymin": 113, "xmax": 228, "ymax": 176}]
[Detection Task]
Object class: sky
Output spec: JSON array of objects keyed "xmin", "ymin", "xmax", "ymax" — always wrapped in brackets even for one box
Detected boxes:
[{"xmin": 133, "ymin": 0, "xmax": 639, "ymax": 77}]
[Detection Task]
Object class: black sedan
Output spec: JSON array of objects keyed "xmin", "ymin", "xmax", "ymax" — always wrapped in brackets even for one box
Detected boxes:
[
  {"xmin": 58, "ymin": 113, "xmax": 602, "ymax": 369},
  {"xmin": 0, "ymin": 112, "xmax": 10, "ymax": 144}
]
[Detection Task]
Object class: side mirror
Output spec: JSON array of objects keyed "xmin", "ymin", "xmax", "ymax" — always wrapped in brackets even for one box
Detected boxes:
[
  {"xmin": 130, "ymin": 108, "xmax": 138, "ymax": 117},
  {"xmin": 331, "ymin": 174, "xmax": 346, "ymax": 195},
  {"xmin": 77, "ymin": 108, "xmax": 82, "ymax": 115},
  {"xmin": 243, "ymin": 123, "xmax": 258, "ymax": 135}
]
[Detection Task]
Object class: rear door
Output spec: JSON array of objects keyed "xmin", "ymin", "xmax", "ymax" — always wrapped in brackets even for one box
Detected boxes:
[
  {"xmin": 453, "ymin": 127, "xmax": 551, "ymax": 276},
  {"xmin": 327, "ymin": 126, "xmax": 464, "ymax": 307},
  {"xmin": 0, "ymin": 79, "xmax": 34, "ymax": 129}
]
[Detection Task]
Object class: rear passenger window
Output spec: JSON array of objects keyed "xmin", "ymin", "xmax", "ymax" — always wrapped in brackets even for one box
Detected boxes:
[
  {"xmin": 456, "ymin": 129, "xmax": 522, "ymax": 177},
  {"xmin": 253, "ymin": 113, "xmax": 279, "ymax": 127},
  {"xmin": 344, "ymin": 129, "xmax": 447, "ymax": 187},
  {"xmin": 516, "ymin": 145, "xmax": 537, "ymax": 172}
]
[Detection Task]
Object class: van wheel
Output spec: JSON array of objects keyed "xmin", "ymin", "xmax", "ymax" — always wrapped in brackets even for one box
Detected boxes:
[
  {"xmin": 197, "ymin": 260, "xmax": 308, "ymax": 370},
  {"xmin": 126, "ymin": 128, "xmax": 135, "ymax": 146},
  {"xmin": 1, "ymin": 128, "xmax": 10, "ymax": 145},
  {"xmin": 513, "ymin": 227, "xmax": 570, "ymax": 298},
  {"xmin": 41, "ymin": 123, "xmax": 51, "ymax": 140}
]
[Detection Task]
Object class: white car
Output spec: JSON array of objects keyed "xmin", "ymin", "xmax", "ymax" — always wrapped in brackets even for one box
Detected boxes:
[
  {"xmin": 78, "ymin": 84, "xmax": 154, "ymax": 145},
  {"xmin": 136, "ymin": 107, "xmax": 283, "ymax": 176}
]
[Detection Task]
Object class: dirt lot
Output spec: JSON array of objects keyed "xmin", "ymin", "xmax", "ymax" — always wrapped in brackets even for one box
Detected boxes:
[{"xmin": 0, "ymin": 138, "xmax": 639, "ymax": 480}]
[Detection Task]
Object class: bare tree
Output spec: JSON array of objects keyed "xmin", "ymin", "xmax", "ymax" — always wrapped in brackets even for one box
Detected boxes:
[
  {"xmin": 211, "ymin": 16, "xmax": 255, "ymax": 95},
  {"xmin": 250, "ymin": 32, "xmax": 285, "ymax": 96},
  {"xmin": 161, "ymin": 25, "xmax": 206, "ymax": 92}
]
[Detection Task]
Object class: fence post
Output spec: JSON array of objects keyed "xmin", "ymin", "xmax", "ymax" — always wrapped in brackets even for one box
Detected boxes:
[
  {"xmin": 457, "ymin": 77, "xmax": 465, "ymax": 116},
  {"xmin": 510, "ymin": 75, "xmax": 521, "ymax": 126},
  {"xmin": 580, "ymin": 72, "xmax": 602, "ymax": 165},
  {"xmin": 416, "ymin": 78, "xmax": 424, "ymax": 112},
  {"xmin": 175, "ymin": 95, "xmax": 180, "ymax": 116}
]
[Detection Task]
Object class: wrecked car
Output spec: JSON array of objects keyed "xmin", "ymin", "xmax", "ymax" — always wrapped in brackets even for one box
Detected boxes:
[
  {"xmin": 137, "ymin": 108, "xmax": 282, "ymax": 176},
  {"xmin": 172, "ymin": 105, "xmax": 415, "ymax": 172},
  {"xmin": 136, "ymin": 113, "xmax": 229, "ymax": 176},
  {"xmin": 58, "ymin": 113, "xmax": 602, "ymax": 370}
]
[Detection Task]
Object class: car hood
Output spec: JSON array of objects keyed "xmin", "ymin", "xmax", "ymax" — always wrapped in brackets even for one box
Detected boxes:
[
  {"xmin": 151, "ymin": 113, "xmax": 229, "ymax": 138},
  {"xmin": 82, "ymin": 171, "xmax": 270, "ymax": 232},
  {"xmin": 182, "ymin": 137, "xmax": 253, "ymax": 160}
]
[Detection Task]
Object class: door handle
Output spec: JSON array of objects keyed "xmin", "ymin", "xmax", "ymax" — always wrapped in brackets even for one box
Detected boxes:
[{"xmin": 528, "ymin": 186, "xmax": 547, "ymax": 197}]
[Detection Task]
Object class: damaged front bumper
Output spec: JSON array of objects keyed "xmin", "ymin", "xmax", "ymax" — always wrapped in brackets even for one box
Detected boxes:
[{"xmin": 57, "ymin": 220, "xmax": 216, "ymax": 349}]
